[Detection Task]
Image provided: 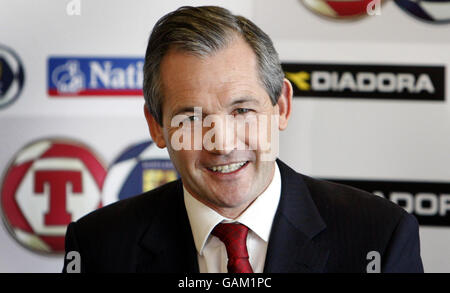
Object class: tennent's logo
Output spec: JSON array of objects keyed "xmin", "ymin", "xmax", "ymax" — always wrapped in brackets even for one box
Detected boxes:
[
  {"xmin": 0, "ymin": 138, "xmax": 106, "ymax": 253},
  {"xmin": 300, "ymin": 0, "xmax": 450, "ymax": 22},
  {"xmin": 47, "ymin": 57, "xmax": 144, "ymax": 97},
  {"xmin": 301, "ymin": 0, "xmax": 384, "ymax": 19}
]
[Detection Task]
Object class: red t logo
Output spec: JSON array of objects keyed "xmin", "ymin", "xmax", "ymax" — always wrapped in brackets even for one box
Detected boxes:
[{"xmin": 34, "ymin": 170, "xmax": 82, "ymax": 225}]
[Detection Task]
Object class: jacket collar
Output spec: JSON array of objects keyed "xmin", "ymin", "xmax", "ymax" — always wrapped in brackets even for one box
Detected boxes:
[
  {"xmin": 135, "ymin": 159, "xmax": 328, "ymax": 273},
  {"xmin": 263, "ymin": 159, "xmax": 329, "ymax": 273},
  {"xmin": 135, "ymin": 180, "xmax": 199, "ymax": 273}
]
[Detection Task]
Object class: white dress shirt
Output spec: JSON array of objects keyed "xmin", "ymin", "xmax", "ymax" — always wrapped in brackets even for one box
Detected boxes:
[{"xmin": 183, "ymin": 163, "xmax": 281, "ymax": 273}]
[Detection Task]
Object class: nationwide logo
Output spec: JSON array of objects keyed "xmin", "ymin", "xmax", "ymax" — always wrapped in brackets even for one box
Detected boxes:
[
  {"xmin": 394, "ymin": 0, "xmax": 450, "ymax": 23},
  {"xmin": 0, "ymin": 138, "xmax": 106, "ymax": 253},
  {"xmin": 47, "ymin": 57, "xmax": 144, "ymax": 97},
  {"xmin": 326, "ymin": 178, "xmax": 450, "ymax": 226},
  {"xmin": 0, "ymin": 45, "xmax": 25, "ymax": 109},
  {"xmin": 102, "ymin": 141, "xmax": 178, "ymax": 206},
  {"xmin": 300, "ymin": 0, "xmax": 384, "ymax": 19},
  {"xmin": 282, "ymin": 63, "xmax": 445, "ymax": 101}
]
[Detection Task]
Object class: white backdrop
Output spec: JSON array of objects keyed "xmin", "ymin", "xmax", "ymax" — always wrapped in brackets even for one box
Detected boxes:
[{"xmin": 0, "ymin": 0, "xmax": 449, "ymax": 272}]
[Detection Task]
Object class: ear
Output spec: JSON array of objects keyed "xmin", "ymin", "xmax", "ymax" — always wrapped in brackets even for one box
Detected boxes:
[
  {"xmin": 144, "ymin": 105, "xmax": 166, "ymax": 148},
  {"xmin": 276, "ymin": 78, "xmax": 293, "ymax": 131}
]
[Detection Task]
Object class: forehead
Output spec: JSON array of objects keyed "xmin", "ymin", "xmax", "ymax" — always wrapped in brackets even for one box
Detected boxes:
[{"xmin": 159, "ymin": 37, "xmax": 267, "ymax": 111}]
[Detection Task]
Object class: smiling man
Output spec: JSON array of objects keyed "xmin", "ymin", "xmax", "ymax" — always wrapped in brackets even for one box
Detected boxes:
[
  {"xmin": 147, "ymin": 34, "xmax": 289, "ymax": 221},
  {"xmin": 63, "ymin": 6, "xmax": 423, "ymax": 273}
]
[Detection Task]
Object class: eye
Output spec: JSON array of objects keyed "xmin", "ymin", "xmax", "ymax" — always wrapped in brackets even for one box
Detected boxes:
[
  {"xmin": 235, "ymin": 108, "xmax": 252, "ymax": 115},
  {"xmin": 188, "ymin": 115, "xmax": 199, "ymax": 121},
  {"xmin": 181, "ymin": 115, "xmax": 200, "ymax": 125}
]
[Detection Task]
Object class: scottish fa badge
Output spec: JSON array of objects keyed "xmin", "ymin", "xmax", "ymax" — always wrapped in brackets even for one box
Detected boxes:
[{"xmin": 102, "ymin": 141, "xmax": 178, "ymax": 206}]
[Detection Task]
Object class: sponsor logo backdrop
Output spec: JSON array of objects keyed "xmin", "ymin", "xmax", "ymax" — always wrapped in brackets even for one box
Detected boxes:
[{"xmin": 0, "ymin": 0, "xmax": 449, "ymax": 272}]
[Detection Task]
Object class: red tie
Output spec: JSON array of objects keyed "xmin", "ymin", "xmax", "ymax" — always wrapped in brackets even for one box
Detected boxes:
[{"xmin": 211, "ymin": 223, "xmax": 254, "ymax": 273}]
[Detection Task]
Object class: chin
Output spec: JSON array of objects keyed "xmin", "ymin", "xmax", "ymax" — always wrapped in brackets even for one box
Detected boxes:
[{"xmin": 213, "ymin": 188, "xmax": 254, "ymax": 208}]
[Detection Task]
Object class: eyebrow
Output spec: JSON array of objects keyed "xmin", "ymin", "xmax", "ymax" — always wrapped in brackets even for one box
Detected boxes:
[
  {"xmin": 230, "ymin": 96, "xmax": 260, "ymax": 106},
  {"xmin": 172, "ymin": 106, "xmax": 198, "ymax": 117},
  {"xmin": 170, "ymin": 96, "xmax": 261, "ymax": 117}
]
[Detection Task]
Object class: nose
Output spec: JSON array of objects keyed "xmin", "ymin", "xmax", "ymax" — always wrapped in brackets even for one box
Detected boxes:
[{"xmin": 203, "ymin": 114, "xmax": 236, "ymax": 155}]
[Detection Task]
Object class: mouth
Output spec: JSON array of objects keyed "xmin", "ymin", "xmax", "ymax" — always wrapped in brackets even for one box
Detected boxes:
[{"xmin": 206, "ymin": 161, "xmax": 249, "ymax": 174}]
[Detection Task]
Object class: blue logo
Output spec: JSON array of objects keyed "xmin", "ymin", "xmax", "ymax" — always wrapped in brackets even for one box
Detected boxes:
[
  {"xmin": 47, "ymin": 57, "xmax": 144, "ymax": 97},
  {"xmin": 102, "ymin": 141, "xmax": 178, "ymax": 206},
  {"xmin": 0, "ymin": 45, "xmax": 25, "ymax": 109},
  {"xmin": 394, "ymin": 0, "xmax": 450, "ymax": 23}
]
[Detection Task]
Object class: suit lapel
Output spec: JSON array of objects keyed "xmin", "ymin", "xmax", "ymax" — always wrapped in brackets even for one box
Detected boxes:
[
  {"xmin": 135, "ymin": 180, "xmax": 199, "ymax": 273},
  {"xmin": 264, "ymin": 160, "xmax": 329, "ymax": 273},
  {"xmin": 133, "ymin": 160, "xmax": 329, "ymax": 273}
]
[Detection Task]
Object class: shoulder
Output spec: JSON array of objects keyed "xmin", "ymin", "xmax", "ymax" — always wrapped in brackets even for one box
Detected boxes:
[
  {"xmin": 63, "ymin": 179, "xmax": 183, "ymax": 272},
  {"xmin": 71, "ymin": 179, "xmax": 182, "ymax": 239},
  {"xmin": 276, "ymin": 159, "xmax": 407, "ymax": 224},
  {"xmin": 300, "ymin": 174, "xmax": 408, "ymax": 228},
  {"xmin": 301, "ymin": 174, "xmax": 406, "ymax": 219},
  {"xmin": 301, "ymin": 174, "xmax": 423, "ymax": 272},
  {"xmin": 276, "ymin": 159, "xmax": 410, "ymax": 241},
  {"xmin": 300, "ymin": 173, "xmax": 413, "ymax": 251}
]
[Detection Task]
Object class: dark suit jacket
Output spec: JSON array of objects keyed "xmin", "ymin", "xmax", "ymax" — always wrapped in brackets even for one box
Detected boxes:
[{"xmin": 63, "ymin": 159, "xmax": 423, "ymax": 273}]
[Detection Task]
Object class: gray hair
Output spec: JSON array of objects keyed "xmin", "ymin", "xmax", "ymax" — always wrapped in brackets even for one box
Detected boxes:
[{"xmin": 143, "ymin": 6, "xmax": 284, "ymax": 125}]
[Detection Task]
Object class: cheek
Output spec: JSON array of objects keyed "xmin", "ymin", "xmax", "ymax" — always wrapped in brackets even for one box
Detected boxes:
[
  {"xmin": 166, "ymin": 123, "xmax": 201, "ymax": 151},
  {"xmin": 168, "ymin": 149, "xmax": 200, "ymax": 172},
  {"xmin": 237, "ymin": 114, "xmax": 275, "ymax": 152},
  {"xmin": 234, "ymin": 115, "xmax": 258, "ymax": 150}
]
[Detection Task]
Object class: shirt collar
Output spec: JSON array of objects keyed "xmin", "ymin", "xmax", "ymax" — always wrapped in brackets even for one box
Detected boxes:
[{"xmin": 183, "ymin": 162, "xmax": 282, "ymax": 255}]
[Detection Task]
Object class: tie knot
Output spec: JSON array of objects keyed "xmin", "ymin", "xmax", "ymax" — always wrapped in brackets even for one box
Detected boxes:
[
  {"xmin": 211, "ymin": 223, "xmax": 249, "ymax": 259},
  {"xmin": 211, "ymin": 223, "xmax": 253, "ymax": 273}
]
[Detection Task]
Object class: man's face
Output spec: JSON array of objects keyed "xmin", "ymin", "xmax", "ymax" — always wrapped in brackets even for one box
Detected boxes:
[{"xmin": 145, "ymin": 37, "xmax": 291, "ymax": 218}]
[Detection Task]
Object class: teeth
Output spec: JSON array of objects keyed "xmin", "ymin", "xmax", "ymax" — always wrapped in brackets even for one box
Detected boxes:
[{"xmin": 209, "ymin": 162, "xmax": 246, "ymax": 173}]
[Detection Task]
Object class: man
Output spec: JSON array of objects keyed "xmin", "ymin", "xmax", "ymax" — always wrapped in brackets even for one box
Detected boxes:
[{"xmin": 63, "ymin": 6, "xmax": 423, "ymax": 273}]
